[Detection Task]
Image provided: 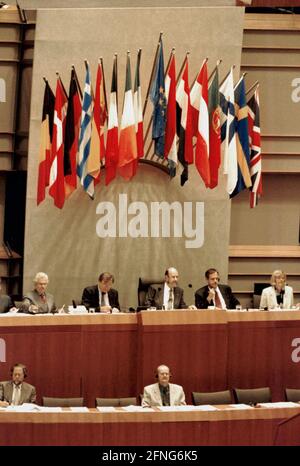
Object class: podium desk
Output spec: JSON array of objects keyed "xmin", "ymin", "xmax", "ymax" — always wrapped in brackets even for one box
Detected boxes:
[
  {"xmin": 0, "ymin": 313, "xmax": 137, "ymax": 407},
  {"xmin": 0, "ymin": 405, "xmax": 300, "ymax": 446},
  {"xmin": 1, "ymin": 310, "xmax": 300, "ymax": 406}
]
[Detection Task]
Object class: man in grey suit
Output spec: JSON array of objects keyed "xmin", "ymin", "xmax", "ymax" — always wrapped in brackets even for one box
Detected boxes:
[
  {"xmin": 142, "ymin": 364, "xmax": 186, "ymax": 408},
  {"xmin": 19, "ymin": 272, "xmax": 57, "ymax": 314},
  {"xmin": 144, "ymin": 267, "xmax": 196, "ymax": 310},
  {"xmin": 0, "ymin": 363, "xmax": 36, "ymax": 406}
]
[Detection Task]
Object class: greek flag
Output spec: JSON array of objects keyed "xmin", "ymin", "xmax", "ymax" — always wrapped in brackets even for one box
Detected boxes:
[{"xmin": 77, "ymin": 63, "xmax": 94, "ymax": 199}]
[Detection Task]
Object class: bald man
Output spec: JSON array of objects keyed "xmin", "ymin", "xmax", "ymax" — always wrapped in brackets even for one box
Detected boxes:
[
  {"xmin": 144, "ymin": 267, "xmax": 188, "ymax": 310},
  {"xmin": 142, "ymin": 364, "xmax": 186, "ymax": 408}
]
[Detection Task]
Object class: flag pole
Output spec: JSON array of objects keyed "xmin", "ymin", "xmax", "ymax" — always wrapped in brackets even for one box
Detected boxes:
[
  {"xmin": 190, "ymin": 56, "xmax": 208, "ymax": 89},
  {"xmin": 219, "ymin": 64, "xmax": 235, "ymax": 88},
  {"xmin": 71, "ymin": 64, "xmax": 83, "ymax": 100},
  {"xmin": 142, "ymin": 31, "xmax": 163, "ymax": 117},
  {"xmin": 147, "ymin": 51, "xmax": 189, "ymax": 161},
  {"xmin": 246, "ymin": 80, "xmax": 259, "ymax": 96},
  {"xmin": 143, "ymin": 47, "xmax": 175, "ymax": 149},
  {"xmin": 56, "ymin": 71, "xmax": 68, "ymax": 97},
  {"xmin": 99, "ymin": 58, "xmax": 108, "ymax": 113},
  {"xmin": 234, "ymin": 71, "xmax": 247, "ymax": 91},
  {"xmin": 114, "ymin": 53, "xmax": 118, "ymax": 110},
  {"xmin": 208, "ymin": 59, "xmax": 222, "ymax": 83}
]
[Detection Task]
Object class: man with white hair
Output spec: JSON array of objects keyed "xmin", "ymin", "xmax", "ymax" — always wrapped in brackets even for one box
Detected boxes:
[{"xmin": 19, "ymin": 272, "xmax": 56, "ymax": 314}]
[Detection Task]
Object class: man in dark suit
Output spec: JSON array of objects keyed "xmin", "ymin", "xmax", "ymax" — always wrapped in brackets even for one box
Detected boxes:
[
  {"xmin": 0, "ymin": 363, "xmax": 36, "ymax": 406},
  {"xmin": 195, "ymin": 268, "xmax": 240, "ymax": 310},
  {"xmin": 81, "ymin": 272, "xmax": 120, "ymax": 313},
  {"xmin": 144, "ymin": 267, "xmax": 195, "ymax": 310}
]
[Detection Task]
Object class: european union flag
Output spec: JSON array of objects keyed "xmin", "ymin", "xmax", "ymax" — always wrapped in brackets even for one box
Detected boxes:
[
  {"xmin": 150, "ymin": 39, "xmax": 167, "ymax": 158},
  {"xmin": 230, "ymin": 76, "xmax": 252, "ymax": 198}
]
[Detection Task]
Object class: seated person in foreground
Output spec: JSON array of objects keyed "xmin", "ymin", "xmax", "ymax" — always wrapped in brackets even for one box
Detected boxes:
[
  {"xmin": 0, "ymin": 363, "xmax": 36, "ymax": 407},
  {"xmin": 195, "ymin": 268, "xmax": 240, "ymax": 310},
  {"xmin": 144, "ymin": 267, "xmax": 196, "ymax": 310},
  {"xmin": 142, "ymin": 364, "xmax": 186, "ymax": 408},
  {"xmin": 260, "ymin": 270, "xmax": 293, "ymax": 310},
  {"xmin": 0, "ymin": 278, "xmax": 15, "ymax": 313},
  {"xmin": 19, "ymin": 272, "xmax": 57, "ymax": 314},
  {"xmin": 81, "ymin": 272, "xmax": 120, "ymax": 313}
]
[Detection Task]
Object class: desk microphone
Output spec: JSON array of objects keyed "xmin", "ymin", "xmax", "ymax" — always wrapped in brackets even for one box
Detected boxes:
[{"xmin": 72, "ymin": 300, "xmax": 77, "ymax": 308}]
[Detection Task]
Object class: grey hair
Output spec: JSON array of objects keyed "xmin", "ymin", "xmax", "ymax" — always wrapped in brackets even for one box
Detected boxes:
[{"xmin": 33, "ymin": 272, "xmax": 49, "ymax": 284}]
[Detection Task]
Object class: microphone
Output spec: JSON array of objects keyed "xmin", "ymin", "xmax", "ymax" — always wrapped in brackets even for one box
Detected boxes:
[
  {"xmin": 72, "ymin": 300, "xmax": 77, "ymax": 308},
  {"xmin": 128, "ymin": 307, "xmax": 136, "ymax": 313},
  {"xmin": 188, "ymin": 284, "xmax": 193, "ymax": 288}
]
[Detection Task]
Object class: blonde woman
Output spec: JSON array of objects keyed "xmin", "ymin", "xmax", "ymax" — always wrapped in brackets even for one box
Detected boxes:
[{"xmin": 260, "ymin": 270, "xmax": 294, "ymax": 310}]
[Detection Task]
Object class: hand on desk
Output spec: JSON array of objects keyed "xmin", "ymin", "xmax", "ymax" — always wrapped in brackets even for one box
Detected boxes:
[
  {"xmin": 188, "ymin": 305, "xmax": 197, "ymax": 310},
  {"xmin": 100, "ymin": 305, "xmax": 111, "ymax": 313},
  {"xmin": 0, "ymin": 400, "xmax": 9, "ymax": 407}
]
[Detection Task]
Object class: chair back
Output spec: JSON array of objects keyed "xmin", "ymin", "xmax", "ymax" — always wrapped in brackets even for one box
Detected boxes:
[
  {"xmin": 42, "ymin": 397, "xmax": 84, "ymax": 407},
  {"xmin": 252, "ymin": 282, "xmax": 270, "ymax": 308},
  {"xmin": 137, "ymin": 277, "xmax": 164, "ymax": 308},
  {"xmin": 192, "ymin": 390, "xmax": 232, "ymax": 405},
  {"xmin": 285, "ymin": 388, "xmax": 300, "ymax": 402},
  {"xmin": 96, "ymin": 397, "xmax": 137, "ymax": 407},
  {"xmin": 233, "ymin": 387, "xmax": 271, "ymax": 404}
]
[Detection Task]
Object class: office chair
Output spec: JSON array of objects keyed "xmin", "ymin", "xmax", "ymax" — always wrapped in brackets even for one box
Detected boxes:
[
  {"xmin": 285, "ymin": 388, "xmax": 300, "ymax": 402},
  {"xmin": 233, "ymin": 387, "xmax": 272, "ymax": 404},
  {"xmin": 252, "ymin": 283, "xmax": 270, "ymax": 308},
  {"xmin": 95, "ymin": 397, "xmax": 137, "ymax": 407},
  {"xmin": 137, "ymin": 277, "xmax": 164, "ymax": 311},
  {"xmin": 192, "ymin": 390, "xmax": 232, "ymax": 405},
  {"xmin": 42, "ymin": 397, "xmax": 84, "ymax": 407}
]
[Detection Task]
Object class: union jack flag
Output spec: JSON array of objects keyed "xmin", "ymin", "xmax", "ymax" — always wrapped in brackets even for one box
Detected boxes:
[{"xmin": 247, "ymin": 86, "xmax": 262, "ymax": 208}]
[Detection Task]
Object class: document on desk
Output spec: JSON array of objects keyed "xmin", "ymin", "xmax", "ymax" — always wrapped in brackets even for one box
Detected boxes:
[
  {"xmin": 32, "ymin": 406, "xmax": 63, "ymax": 412},
  {"xmin": 191, "ymin": 405, "xmax": 219, "ymax": 411},
  {"xmin": 122, "ymin": 406, "xmax": 154, "ymax": 412},
  {"xmin": 69, "ymin": 407, "xmax": 89, "ymax": 412},
  {"xmin": 96, "ymin": 406, "xmax": 119, "ymax": 412},
  {"xmin": 257, "ymin": 402, "xmax": 300, "ymax": 408},
  {"xmin": 5, "ymin": 403, "xmax": 41, "ymax": 412},
  {"xmin": 157, "ymin": 406, "xmax": 205, "ymax": 412},
  {"xmin": 226, "ymin": 404, "xmax": 253, "ymax": 410}
]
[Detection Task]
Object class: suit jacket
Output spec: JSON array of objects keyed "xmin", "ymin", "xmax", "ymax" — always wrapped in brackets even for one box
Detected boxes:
[
  {"xmin": 19, "ymin": 290, "xmax": 56, "ymax": 314},
  {"xmin": 0, "ymin": 380, "xmax": 36, "ymax": 404},
  {"xmin": 260, "ymin": 285, "xmax": 294, "ymax": 310},
  {"xmin": 142, "ymin": 382, "xmax": 186, "ymax": 407},
  {"xmin": 195, "ymin": 284, "xmax": 240, "ymax": 309},
  {"xmin": 0, "ymin": 295, "xmax": 14, "ymax": 313},
  {"xmin": 81, "ymin": 285, "xmax": 120, "ymax": 311},
  {"xmin": 144, "ymin": 284, "xmax": 187, "ymax": 310}
]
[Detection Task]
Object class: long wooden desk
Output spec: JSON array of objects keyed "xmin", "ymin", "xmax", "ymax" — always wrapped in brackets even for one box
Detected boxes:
[
  {"xmin": 0, "ymin": 405, "xmax": 299, "ymax": 446},
  {"xmin": 1, "ymin": 310, "xmax": 300, "ymax": 406}
]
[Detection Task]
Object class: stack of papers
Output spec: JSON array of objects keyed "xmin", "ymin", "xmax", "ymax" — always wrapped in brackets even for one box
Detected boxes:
[
  {"xmin": 37, "ymin": 406, "xmax": 63, "ymax": 412},
  {"xmin": 258, "ymin": 402, "xmax": 300, "ymax": 408},
  {"xmin": 122, "ymin": 406, "xmax": 154, "ymax": 412},
  {"xmin": 69, "ymin": 407, "xmax": 89, "ymax": 412},
  {"xmin": 226, "ymin": 404, "xmax": 253, "ymax": 410},
  {"xmin": 96, "ymin": 406, "xmax": 118, "ymax": 412}
]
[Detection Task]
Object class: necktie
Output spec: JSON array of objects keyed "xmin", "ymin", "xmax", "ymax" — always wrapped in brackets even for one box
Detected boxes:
[
  {"xmin": 167, "ymin": 289, "xmax": 174, "ymax": 310},
  {"xmin": 40, "ymin": 293, "xmax": 46, "ymax": 303},
  {"xmin": 214, "ymin": 290, "xmax": 222, "ymax": 309},
  {"xmin": 12, "ymin": 385, "xmax": 21, "ymax": 406},
  {"xmin": 101, "ymin": 292, "xmax": 106, "ymax": 306}
]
